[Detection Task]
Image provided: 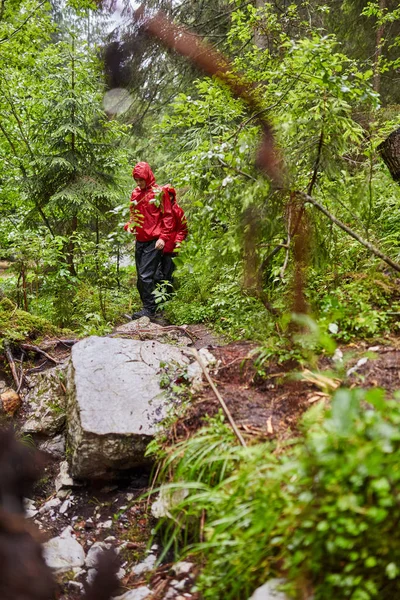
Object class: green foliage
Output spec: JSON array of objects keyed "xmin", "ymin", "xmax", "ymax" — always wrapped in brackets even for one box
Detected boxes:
[
  {"xmin": 0, "ymin": 296, "xmax": 68, "ymax": 346},
  {"xmin": 151, "ymin": 389, "xmax": 400, "ymax": 599}
]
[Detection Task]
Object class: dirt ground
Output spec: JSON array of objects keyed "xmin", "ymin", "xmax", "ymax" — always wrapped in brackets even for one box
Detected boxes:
[{"xmin": 171, "ymin": 332, "xmax": 400, "ymax": 444}]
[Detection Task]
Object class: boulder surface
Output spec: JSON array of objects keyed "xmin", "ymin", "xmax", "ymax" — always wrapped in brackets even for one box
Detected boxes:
[{"xmin": 66, "ymin": 336, "xmax": 190, "ymax": 478}]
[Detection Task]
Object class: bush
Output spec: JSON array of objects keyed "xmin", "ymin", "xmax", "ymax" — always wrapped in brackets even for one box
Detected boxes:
[{"xmin": 151, "ymin": 389, "xmax": 400, "ymax": 599}]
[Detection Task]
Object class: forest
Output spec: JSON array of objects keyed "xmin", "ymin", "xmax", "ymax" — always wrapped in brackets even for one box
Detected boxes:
[{"xmin": 1, "ymin": 0, "xmax": 400, "ymax": 599}]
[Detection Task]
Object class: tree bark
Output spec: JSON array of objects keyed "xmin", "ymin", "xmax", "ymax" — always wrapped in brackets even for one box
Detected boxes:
[{"xmin": 378, "ymin": 127, "xmax": 400, "ymax": 182}]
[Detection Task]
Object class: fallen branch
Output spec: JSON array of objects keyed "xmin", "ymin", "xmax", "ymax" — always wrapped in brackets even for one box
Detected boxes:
[
  {"xmin": 20, "ymin": 343, "xmax": 60, "ymax": 364},
  {"xmin": 3, "ymin": 341, "xmax": 19, "ymax": 389},
  {"xmin": 298, "ymin": 191, "xmax": 400, "ymax": 275},
  {"xmin": 191, "ymin": 348, "xmax": 247, "ymax": 447}
]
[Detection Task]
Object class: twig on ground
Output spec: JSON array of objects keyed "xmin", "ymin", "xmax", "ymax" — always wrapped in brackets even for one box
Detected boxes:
[
  {"xmin": 3, "ymin": 341, "xmax": 20, "ymax": 389},
  {"xmin": 20, "ymin": 343, "xmax": 60, "ymax": 364},
  {"xmin": 191, "ymin": 348, "xmax": 247, "ymax": 447}
]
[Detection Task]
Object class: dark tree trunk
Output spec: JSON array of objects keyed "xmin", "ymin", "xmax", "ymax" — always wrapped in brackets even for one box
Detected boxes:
[{"xmin": 378, "ymin": 127, "xmax": 400, "ymax": 182}]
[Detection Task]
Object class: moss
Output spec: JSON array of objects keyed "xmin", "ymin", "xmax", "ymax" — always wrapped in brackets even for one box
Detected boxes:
[{"xmin": 0, "ymin": 297, "xmax": 74, "ymax": 347}]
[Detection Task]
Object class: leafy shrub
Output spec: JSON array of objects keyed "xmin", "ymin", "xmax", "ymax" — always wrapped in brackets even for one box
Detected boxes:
[
  {"xmin": 151, "ymin": 389, "xmax": 400, "ymax": 599},
  {"xmin": 281, "ymin": 388, "xmax": 400, "ymax": 600}
]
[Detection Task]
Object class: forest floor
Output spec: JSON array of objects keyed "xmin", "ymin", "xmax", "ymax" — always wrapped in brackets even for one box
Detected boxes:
[{"xmin": 1, "ymin": 323, "xmax": 400, "ymax": 599}]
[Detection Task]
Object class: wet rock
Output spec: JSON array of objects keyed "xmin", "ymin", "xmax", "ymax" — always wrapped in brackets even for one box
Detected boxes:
[
  {"xmin": 39, "ymin": 497, "xmax": 61, "ymax": 514},
  {"xmin": 22, "ymin": 365, "xmax": 68, "ymax": 435},
  {"xmin": 85, "ymin": 541, "xmax": 111, "ymax": 568},
  {"xmin": 38, "ymin": 434, "xmax": 66, "ymax": 459},
  {"xmin": 248, "ymin": 579, "xmax": 289, "ymax": 600},
  {"xmin": 24, "ymin": 497, "xmax": 38, "ymax": 518},
  {"xmin": 114, "ymin": 588, "xmax": 152, "ymax": 600},
  {"xmin": 66, "ymin": 336, "xmax": 190, "ymax": 479},
  {"xmin": 132, "ymin": 553, "xmax": 157, "ymax": 576},
  {"xmin": 171, "ymin": 561, "xmax": 194, "ymax": 577},
  {"xmin": 43, "ymin": 526, "xmax": 85, "ymax": 573},
  {"xmin": 55, "ymin": 460, "xmax": 82, "ymax": 493}
]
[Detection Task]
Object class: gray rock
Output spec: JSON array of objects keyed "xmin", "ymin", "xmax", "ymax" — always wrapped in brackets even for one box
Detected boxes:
[
  {"xmin": 22, "ymin": 365, "xmax": 68, "ymax": 436},
  {"xmin": 39, "ymin": 497, "xmax": 61, "ymax": 514},
  {"xmin": 38, "ymin": 434, "xmax": 66, "ymax": 459},
  {"xmin": 85, "ymin": 541, "xmax": 111, "ymax": 568},
  {"xmin": 24, "ymin": 498, "xmax": 38, "ymax": 518},
  {"xmin": 43, "ymin": 526, "xmax": 85, "ymax": 573},
  {"xmin": 113, "ymin": 588, "xmax": 151, "ymax": 600},
  {"xmin": 55, "ymin": 461, "xmax": 82, "ymax": 493},
  {"xmin": 66, "ymin": 336, "xmax": 190, "ymax": 479},
  {"xmin": 248, "ymin": 579, "xmax": 289, "ymax": 600},
  {"xmin": 171, "ymin": 561, "xmax": 194, "ymax": 577},
  {"xmin": 132, "ymin": 553, "xmax": 157, "ymax": 576}
]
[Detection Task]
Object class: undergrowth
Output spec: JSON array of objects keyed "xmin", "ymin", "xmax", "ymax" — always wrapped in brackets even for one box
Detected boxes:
[{"xmin": 149, "ymin": 389, "xmax": 400, "ymax": 600}]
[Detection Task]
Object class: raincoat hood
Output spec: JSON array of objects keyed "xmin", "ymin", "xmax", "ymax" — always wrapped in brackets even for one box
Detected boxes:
[
  {"xmin": 132, "ymin": 162, "xmax": 156, "ymax": 188},
  {"xmin": 163, "ymin": 184, "xmax": 176, "ymax": 204}
]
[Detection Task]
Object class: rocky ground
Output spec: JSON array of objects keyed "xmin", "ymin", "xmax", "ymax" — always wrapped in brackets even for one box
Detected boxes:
[{"xmin": 0, "ymin": 321, "xmax": 399, "ymax": 600}]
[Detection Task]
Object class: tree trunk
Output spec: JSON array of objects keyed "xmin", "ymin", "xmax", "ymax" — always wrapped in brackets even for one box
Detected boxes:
[{"xmin": 378, "ymin": 127, "xmax": 400, "ymax": 182}]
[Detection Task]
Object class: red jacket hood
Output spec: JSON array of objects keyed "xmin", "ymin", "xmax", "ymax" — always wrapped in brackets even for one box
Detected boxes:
[{"xmin": 132, "ymin": 162, "xmax": 156, "ymax": 188}]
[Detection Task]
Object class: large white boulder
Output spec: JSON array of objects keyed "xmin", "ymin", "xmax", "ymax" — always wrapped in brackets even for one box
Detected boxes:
[{"xmin": 66, "ymin": 336, "xmax": 190, "ymax": 479}]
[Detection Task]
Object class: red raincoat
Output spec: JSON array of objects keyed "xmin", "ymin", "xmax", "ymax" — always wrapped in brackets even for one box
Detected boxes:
[
  {"xmin": 125, "ymin": 162, "xmax": 174, "ymax": 243},
  {"xmin": 162, "ymin": 186, "xmax": 188, "ymax": 253}
]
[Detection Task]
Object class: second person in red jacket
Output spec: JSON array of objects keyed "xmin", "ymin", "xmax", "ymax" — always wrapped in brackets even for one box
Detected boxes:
[{"xmin": 155, "ymin": 185, "xmax": 188, "ymax": 290}]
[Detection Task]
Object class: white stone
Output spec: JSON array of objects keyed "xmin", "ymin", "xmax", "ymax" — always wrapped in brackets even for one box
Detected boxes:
[
  {"xmin": 171, "ymin": 561, "xmax": 194, "ymax": 576},
  {"xmin": 99, "ymin": 519, "xmax": 113, "ymax": 529},
  {"xmin": 85, "ymin": 541, "xmax": 112, "ymax": 568},
  {"xmin": 55, "ymin": 461, "xmax": 75, "ymax": 492},
  {"xmin": 248, "ymin": 579, "xmax": 289, "ymax": 600},
  {"xmin": 113, "ymin": 587, "xmax": 151, "ymax": 600},
  {"xmin": 66, "ymin": 337, "xmax": 190, "ymax": 479},
  {"xmin": 59, "ymin": 499, "xmax": 71, "ymax": 514},
  {"xmin": 43, "ymin": 526, "xmax": 85, "ymax": 573},
  {"xmin": 132, "ymin": 554, "xmax": 157, "ymax": 576},
  {"xmin": 39, "ymin": 497, "xmax": 62, "ymax": 514},
  {"xmin": 39, "ymin": 434, "xmax": 66, "ymax": 459}
]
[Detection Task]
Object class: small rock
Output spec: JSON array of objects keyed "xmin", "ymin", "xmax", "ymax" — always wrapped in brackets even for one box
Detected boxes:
[
  {"xmin": 43, "ymin": 526, "xmax": 85, "ymax": 573},
  {"xmin": 117, "ymin": 567, "xmax": 126, "ymax": 580},
  {"xmin": 67, "ymin": 581, "xmax": 84, "ymax": 592},
  {"xmin": 85, "ymin": 541, "xmax": 111, "ymax": 568},
  {"xmin": 39, "ymin": 434, "xmax": 66, "ymax": 459},
  {"xmin": 248, "ymin": 578, "xmax": 289, "ymax": 600},
  {"xmin": 346, "ymin": 356, "xmax": 368, "ymax": 377},
  {"xmin": 132, "ymin": 554, "xmax": 157, "ymax": 576},
  {"xmin": 104, "ymin": 536, "xmax": 116, "ymax": 542},
  {"xmin": 172, "ymin": 579, "xmax": 189, "ymax": 591},
  {"xmin": 368, "ymin": 345, "xmax": 380, "ymax": 352},
  {"xmin": 55, "ymin": 461, "xmax": 75, "ymax": 492},
  {"xmin": 113, "ymin": 587, "xmax": 152, "ymax": 600},
  {"xmin": 171, "ymin": 561, "xmax": 194, "ymax": 577},
  {"xmin": 24, "ymin": 498, "xmax": 38, "ymax": 518},
  {"xmin": 86, "ymin": 568, "xmax": 97, "ymax": 585},
  {"xmin": 39, "ymin": 497, "xmax": 62, "ymax": 514},
  {"xmin": 0, "ymin": 389, "xmax": 21, "ymax": 415},
  {"xmin": 99, "ymin": 519, "xmax": 113, "ymax": 529},
  {"xmin": 59, "ymin": 499, "xmax": 71, "ymax": 514}
]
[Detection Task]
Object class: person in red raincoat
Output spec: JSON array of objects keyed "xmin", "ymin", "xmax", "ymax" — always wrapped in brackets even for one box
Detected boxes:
[
  {"xmin": 155, "ymin": 185, "xmax": 188, "ymax": 290},
  {"xmin": 124, "ymin": 162, "xmax": 174, "ymax": 319}
]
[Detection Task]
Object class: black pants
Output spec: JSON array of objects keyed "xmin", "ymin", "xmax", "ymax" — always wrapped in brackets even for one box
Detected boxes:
[
  {"xmin": 155, "ymin": 253, "xmax": 175, "ymax": 288},
  {"xmin": 135, "ymin": 240, "xmax": 162, "ymax": 313}
]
